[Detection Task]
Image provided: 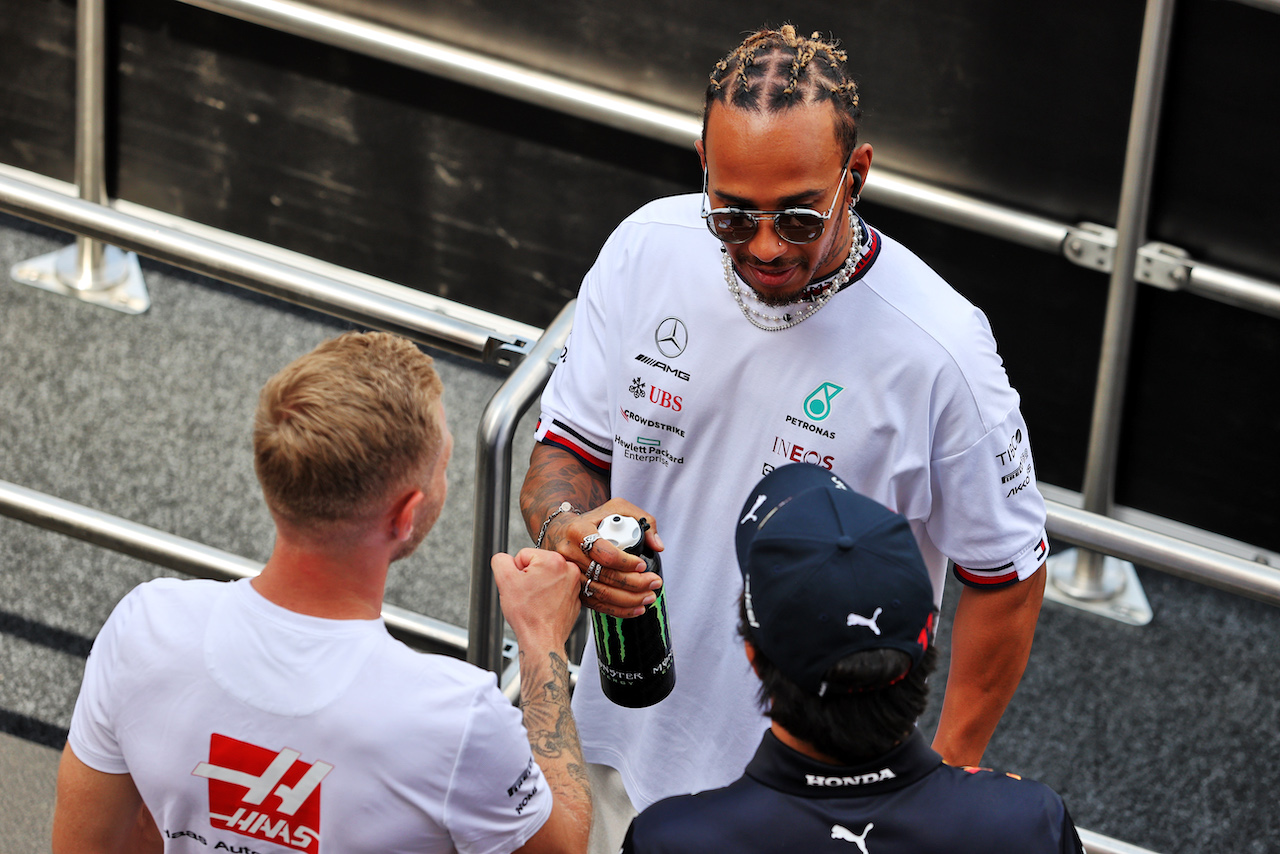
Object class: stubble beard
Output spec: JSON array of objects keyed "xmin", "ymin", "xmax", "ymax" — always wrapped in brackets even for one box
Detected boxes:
[{"xmin": 736, "ymin": 216, "xmax": 851, "ymax": 307}]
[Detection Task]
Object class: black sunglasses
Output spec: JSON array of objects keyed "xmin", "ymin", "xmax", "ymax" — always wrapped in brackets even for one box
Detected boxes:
[{"xmin": 701, "ymin": 165, "xmax": 849, "ymax": 245}]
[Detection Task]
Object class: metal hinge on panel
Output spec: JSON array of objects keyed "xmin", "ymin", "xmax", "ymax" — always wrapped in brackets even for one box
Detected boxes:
[
  {"xmin": 1062, "ymin": 223, "xmax": 1192, "ymax": 291},
  {"xmin": 1137, "ymin": 241, "xmax": 1192, "ymax": 290},
  {"xmin": 1063, "ymin": 223, "xmax": 1117, "ymax": 273}
]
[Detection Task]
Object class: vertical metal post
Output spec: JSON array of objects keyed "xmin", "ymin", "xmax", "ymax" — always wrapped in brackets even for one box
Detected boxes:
[
  {"xmin": 72, "ymin": 0, "xmax": 110, "ymax": 281},
  {"xmin": 10, "ymin": 0, "xmax": 149, "ymax": 313},
  {"xmin": 468, "ymin": 302, "xmax": 576, "ymax": 673},
  {"xmin": 1047, "ymin": 0, "xmax": 1176, "ymax": 623}
]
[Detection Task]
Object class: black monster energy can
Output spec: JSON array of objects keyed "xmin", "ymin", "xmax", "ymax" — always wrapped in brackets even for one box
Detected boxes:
[{"xmin": 591, "ymin": 514, "xmax": 676, "ymax": 707}]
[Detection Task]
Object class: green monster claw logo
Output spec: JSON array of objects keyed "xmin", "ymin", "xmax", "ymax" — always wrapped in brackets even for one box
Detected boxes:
[
  {"xmin": 654, "ymin": 591, "xmax": 670, "ymax": 648},
  {"xmin": 592, "ymin": 590, "xmax": 671, "ymax": 670},
  {"xmin": 592, "ymin": 610, "xmax": 626, "ymax": 664},
  {"xmin": 803, "ymin": 382, "xmax": 844, "ymax": 421}
]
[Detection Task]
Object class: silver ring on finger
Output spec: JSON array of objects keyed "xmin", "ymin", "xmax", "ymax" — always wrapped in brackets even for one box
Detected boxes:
[
  {"xmin": 589, "ymin": 560, "xmax": 603, "ymax": 582},
  {"xmin": 583, "ymin": 579, "xmax": 595, "ymax": 598},
  {"xmin": 580, "ymin": 533, "xmax": 603, "ymax": 554}
]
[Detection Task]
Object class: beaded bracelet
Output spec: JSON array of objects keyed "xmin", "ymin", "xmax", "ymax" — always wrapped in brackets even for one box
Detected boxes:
[{"xmin": 535, "ymin": 501, "xmax": 579, "ymax": 549}]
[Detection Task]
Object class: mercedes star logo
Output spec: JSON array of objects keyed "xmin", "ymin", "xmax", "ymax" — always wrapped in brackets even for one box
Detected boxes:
[{"xmin": 654, "ymin": 317, "xmax": 688, "ymax": 358}]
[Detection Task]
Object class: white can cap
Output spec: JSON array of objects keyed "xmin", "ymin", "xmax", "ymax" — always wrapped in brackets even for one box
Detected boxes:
[{"xmin": 598, "ymin": 514, "xmax": 642, "ymax": 551}]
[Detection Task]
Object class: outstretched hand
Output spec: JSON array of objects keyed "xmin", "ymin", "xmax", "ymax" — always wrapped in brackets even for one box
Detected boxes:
[{"xmin": 492, "ymin": 548, "xmax": 582, "ymax": 651}]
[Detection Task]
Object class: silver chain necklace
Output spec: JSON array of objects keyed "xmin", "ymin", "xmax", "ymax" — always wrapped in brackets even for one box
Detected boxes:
[{"xmin": 722, "ymin": 216, "xmax": 866, "ymax": 331}]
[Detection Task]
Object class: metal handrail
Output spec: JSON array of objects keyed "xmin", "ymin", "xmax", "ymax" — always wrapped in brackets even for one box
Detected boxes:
[
  {"xmin": 878, "ymin": 172, "xmax": 1280, "ymax": 319},
  {"xmin": 1231, "ymin": 0, "xmax": 1280, "ymax": 12},
  {"xmin": 1081, "ymin": 829, "xmax": 1161, "ymax": 854},
  {"xmin": 175, "ymin": 0, "xmax": 1280, "ymax": 320},
  {"xmin": 0, "ymin": 170, "xmax": 532, "ymax": 365},
  {"xmin": 0, "ymin": 479, "xmax": 483, "ymax": 656},
  {"xmin": 1047, "ymin": 503, "xmax": 1280, "ymax": 607},
  {"xmin": 468, "ymin": 300, "xmax": 577, "ymax": 673},
  {"xmin": 1188, "ymin": 261, "xmax": 1280, "ymax": 316}
]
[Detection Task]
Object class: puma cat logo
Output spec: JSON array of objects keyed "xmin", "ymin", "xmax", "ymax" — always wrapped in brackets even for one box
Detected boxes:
[
  {"xmin": 846, "ymin": 607, "xmax": 883, "ymax": 635},
  {"xmin": 831, "ymin": 822, "xmax": 873, "ymax": 852}
]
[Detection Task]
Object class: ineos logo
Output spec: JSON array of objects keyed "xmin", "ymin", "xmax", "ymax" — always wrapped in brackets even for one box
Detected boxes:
[{"xmin": 654, "ymin": 317, "xmax": 688, "ymax": 359}]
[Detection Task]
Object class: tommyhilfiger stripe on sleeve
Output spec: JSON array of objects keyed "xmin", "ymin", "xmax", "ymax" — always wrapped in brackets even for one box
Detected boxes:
[
  {"xmin": 952, "ymin": 559, "xmax": 1021, "ymax": 588},
  {"xmin": 952, "ymin": 536, "xmax": 1048, "ymax": 590},
  {"xmin": 536, "ymin": 418, "xmax": 612, "ymax": 475}
]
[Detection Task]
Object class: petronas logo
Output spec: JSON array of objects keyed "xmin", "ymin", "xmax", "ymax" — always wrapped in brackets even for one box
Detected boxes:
[{"xmin": 803, "ymin": 382, "xmax": 843, "ymax": 421}]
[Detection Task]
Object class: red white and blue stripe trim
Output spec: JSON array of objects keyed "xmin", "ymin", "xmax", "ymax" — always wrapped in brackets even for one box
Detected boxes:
[
  {"xmin": 538, "ymin": 418, "xmax": 612, "ymax": 475},
  {"xmin": 952, "ymin": 538, "xmax": 1047, "ymax": 589}
]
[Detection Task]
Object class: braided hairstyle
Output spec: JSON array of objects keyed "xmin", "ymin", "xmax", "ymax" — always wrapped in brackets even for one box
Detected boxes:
[{"xmin": 704, "ymin": 25, "xmax": 862, "ymax": 160}]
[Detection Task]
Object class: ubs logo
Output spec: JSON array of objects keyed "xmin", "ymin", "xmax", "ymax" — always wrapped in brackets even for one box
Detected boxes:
[
  {"xmin": 649, "ymin": 385, "xmax": 682, "ymax": 411},
  {"xmin": 654, "ymin": 317, "xmax": 688, "ymax": 358}
]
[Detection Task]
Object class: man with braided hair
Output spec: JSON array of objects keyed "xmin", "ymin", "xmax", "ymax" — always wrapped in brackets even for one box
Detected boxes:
[{"xmin": 521, "ymin": 25, "xmax": 1049, "ymax": 852}]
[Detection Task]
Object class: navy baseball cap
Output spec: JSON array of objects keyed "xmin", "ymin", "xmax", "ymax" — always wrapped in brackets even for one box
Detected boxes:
[{"xmin": 735, "ymin": 464, "xmax": 938, "ymax": 696}]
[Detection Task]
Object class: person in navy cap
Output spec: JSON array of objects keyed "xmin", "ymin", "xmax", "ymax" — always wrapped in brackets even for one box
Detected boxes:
[{"xmin": 622, "ymin": 463, "xmax": 1082, "ymax": 853}]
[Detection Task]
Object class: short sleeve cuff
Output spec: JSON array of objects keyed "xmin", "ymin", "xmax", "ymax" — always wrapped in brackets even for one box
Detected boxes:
[
  {"xmin": 952, "ymin": 531, "xmax": 1048, "ymax": 589},
  {"xmin": 535, "ymin": 417, "xmax": 612, "ymax": 475}
]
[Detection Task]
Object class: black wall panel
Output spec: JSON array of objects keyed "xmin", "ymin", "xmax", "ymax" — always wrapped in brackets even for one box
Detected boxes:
[
  {"xmin": 0, "ymin": 0, "xmax": 75, "ymax": 182},
  {"xmin": 108, "ymin": 0, "xmax": 698, "ymax": 324},
  {"xmin": 1154, "ymin": 0, "xmax": 1280, "ymax": 282},
  {"xmin": 0, "ymin": 0, "xmax": 1275, "ymax": 550},
  {"xmin": 315, "ymin": 0, "xmax": 1147, "ymax": 223},
  {"xmin": 1120, "ymin": 289, "xmax": 1280, "ymax": 547}
]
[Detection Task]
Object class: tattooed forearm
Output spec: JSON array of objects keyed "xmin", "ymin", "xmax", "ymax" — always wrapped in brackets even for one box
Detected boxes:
[
  {"xmin": 519, "ymin": 648, "xmax": 592, "ymax": 830},
  {"xmin": 520, "ymin": 443, "xmax": 610, "ymax": 543},
  {"xmin": 520, "ymin": 650, "xmax": 580, "ymax": 759}
]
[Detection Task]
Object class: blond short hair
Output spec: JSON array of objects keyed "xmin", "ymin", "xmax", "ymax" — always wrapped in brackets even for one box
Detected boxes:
[{"xmin": 253, "ymin": 331, "xmax": 445, "ymax": 523}]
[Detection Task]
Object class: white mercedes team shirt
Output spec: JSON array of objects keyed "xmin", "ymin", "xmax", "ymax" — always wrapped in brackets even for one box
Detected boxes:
[
  {"xmin": 535, "ymin": 193, "xmax": 1048, "ymax": 809},
  {"xmin": 69, "ymin": 577, "xmax": 552, "ymax": 854}
]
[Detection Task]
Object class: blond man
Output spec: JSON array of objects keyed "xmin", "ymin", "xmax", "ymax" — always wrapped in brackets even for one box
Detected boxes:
[{"xmin": 54, "ymin": 331, "xmax": 590, "ymax": 854}]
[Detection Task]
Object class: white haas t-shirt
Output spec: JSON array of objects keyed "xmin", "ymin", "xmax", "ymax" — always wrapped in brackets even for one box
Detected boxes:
[{"xmin": 70, "ymin": 577, "xmax": 552, "ymax": 854}]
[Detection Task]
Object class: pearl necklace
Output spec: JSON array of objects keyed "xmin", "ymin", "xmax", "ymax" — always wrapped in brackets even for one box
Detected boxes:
[{"xmin": 723, "ymin": 216, "xmax": 866, "ymax": 331}]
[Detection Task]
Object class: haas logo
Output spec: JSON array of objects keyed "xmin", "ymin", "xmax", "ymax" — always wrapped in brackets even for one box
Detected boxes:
[
  {"xmin": 193, "ymin": 735, "xmax": 330, "ymax": 853},
  {"xmin": 831, "ymin": 822, "xmax": 873, "ymax": 852}
]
